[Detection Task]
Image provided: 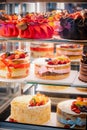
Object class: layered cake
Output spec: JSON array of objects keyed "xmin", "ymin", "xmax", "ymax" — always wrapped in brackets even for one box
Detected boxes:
[
  {"xmin": 34, "ymin": 56, "xmax": 71, "ymax": 80},
  {"xmin": 56, "ymin": 44, "xmax": 83, "ymax": 60},
  {"xmin": 0, "ymin": 50, "xmax": 30, "ymax": 78},
  {"xmin": 30, "ymin": 43, "xmax": 54, "ymax": 58},
  {"xmin": 59, "ymin": 9, "xmax": 87, "ymax": 40},
  {"xmin": 10, "ymin": 93, "xmax": 51, "ymax": 125},
  {"xmin": 79, "ymin": 53, "xmax": 87, "ymax": 82},
  {"xmin": 57, "ymin": 97, "xmax": 87, "ymax": 128}
]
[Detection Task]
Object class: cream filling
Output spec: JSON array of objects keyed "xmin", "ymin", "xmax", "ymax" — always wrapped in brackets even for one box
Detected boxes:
[
  {"xmin": 37, "ymin": 65, "xmax": 70, "ymax": 75},
  {"xmin": 0, "ymin": 69, "xmax": 8, "ymax": 77}
]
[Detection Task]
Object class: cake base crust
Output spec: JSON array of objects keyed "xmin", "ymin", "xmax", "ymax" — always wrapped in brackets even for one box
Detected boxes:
[{"xmin": 35, "ymin": 72, "xmax": 70, "ymax": 80}]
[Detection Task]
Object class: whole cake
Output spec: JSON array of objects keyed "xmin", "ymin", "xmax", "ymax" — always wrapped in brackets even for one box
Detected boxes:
[
  {"xmin": 10, "ymin": 93, "xmax": 51, "ymax": 125},
  {"xmin": 30, "ymin": 43, "xmax": 54, "ymax": 58},
  {"xmin": 57, "ymin": 97, "xmax": 87, "ymax": 128},
  {"xmin": 0, "ymin": 50, "xmax": 30, "ymax": 78},
  {"xmin": 59, "ymin": 9, "xmax": 87, "ymax": 40},
  {"xmin": 34, "ymin": 56, "xmax": 71, "ymax": 80},
  {"xmin": 0, "ymin": 13, "xmax": 18, "ymax": 37},
  {"xmin": 79, "ymin": 53, "xmax": 87, "ymax": 82},
  {"xmin": 17, "ymin": 14, "xmax": 54, "ymax": 39},
  {"xmin": 56, "ymin": 44, "xmax": 83, "ymax": 60}
]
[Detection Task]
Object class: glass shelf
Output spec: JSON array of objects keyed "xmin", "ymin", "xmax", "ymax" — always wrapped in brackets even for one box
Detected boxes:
[{"xmin": 0, "ymin": 36, "xmax": 87, "ymax": 45}]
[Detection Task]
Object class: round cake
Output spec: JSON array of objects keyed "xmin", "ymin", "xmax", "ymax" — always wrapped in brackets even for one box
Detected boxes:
[
  {"xmin": 56, "ymin": 44, "xmax": 83, "ymax": 60},
  {"xmin": 17, "ymin": 14, "xmax": 54, "ymax": 39},
  {"xmin": 0, "ymin": 13, "xmax": 18, "ymax": 37},
  {"xmin": 10, "ymin": 93, "xmax": 51, "ymax": 125},
  {"xmin": 59, "ymin": 9, "xmax": 87, "ymax": 40},
  {"xmin": 79, "ymin": 53, "xmax": 87, "ymax": 82},
  {"xmin": 57, "ymin": 97, "xmax": 87, "ymax": 128},
  {"xmin": 34, "ymin": 56, "xmax": 71, "ymax": 80},
  {"xmin": 30, "ymin": 43, "xmax": 54, "ymax": 58},
  {"xmin": 0, "ymin": 50, "xmax": 30, "ymax": 79}
]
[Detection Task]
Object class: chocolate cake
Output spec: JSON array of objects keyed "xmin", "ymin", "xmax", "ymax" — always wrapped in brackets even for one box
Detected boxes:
[
  {"xmin": 79, "ymin": 53, "xmax": 87, "ymax": 82},
  {"xmin": 59, "ymin": 9, "xmax": 87, "ymax": 40}
]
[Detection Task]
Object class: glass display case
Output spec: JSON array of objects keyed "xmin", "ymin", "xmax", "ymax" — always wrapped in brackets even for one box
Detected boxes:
[{"xmin": 0, "ymin": 0, "xmax": 87, "ymax": 130}]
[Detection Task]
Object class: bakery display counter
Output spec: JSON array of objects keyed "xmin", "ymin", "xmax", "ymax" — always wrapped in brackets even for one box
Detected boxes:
[{"xmin": 0, "ymin": 1, "xmax": 87, "ymax": 130}]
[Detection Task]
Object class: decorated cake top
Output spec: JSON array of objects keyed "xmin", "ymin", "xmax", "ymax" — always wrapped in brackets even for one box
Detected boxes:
[
  {"xmin": 0, "ymin": 50, "xmax": 29, "ymax": 68},
  {"xmin": 34, "ymin": 56, "xmax": 70, "ymax": 66},
  {"xmin": 71, "ymin": 97, "xmax": 87, "ymax": 114},
  {"xmin": 81, "ymin": 53, "xmax": 87, "ymax": 64},
  {"xmin": 0, "ymin": 50, "xmax": 28, "ymax": 60},
  {"xmin": 59, "ymin": 9, "xmax": 87, "ymax": 40},
  {"xmin": 46, "ymin": 55, "xmax": 70, "ymax": 65},
  {"xmin": 29, "ymin": 93, "xmax": 49, "ymax": 107}
]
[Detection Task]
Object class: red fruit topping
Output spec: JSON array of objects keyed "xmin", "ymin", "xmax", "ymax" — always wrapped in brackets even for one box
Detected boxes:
[
  {"xmin": 75, "ymin": 109, "xmax": 81, "ymax": 114},
  {"xmin": 19, "ymin": 53, "xmax": 25, "ymax": 58},
  {"xmin": 77, "ymin": 97, "xmax": 83, "ymax": 101},
  {"xmin": 48, "ymin": 61, "xmax": 54, "ymax": 65},
  {"xmin": 7, "ymin": 54, "xmax": 15, "ymax": 60},
  {"xmin": 29, "ymin": 93, "xmax": 48, "ymax": 107}
]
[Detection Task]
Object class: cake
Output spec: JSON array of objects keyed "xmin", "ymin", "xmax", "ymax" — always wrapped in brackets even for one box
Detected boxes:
[
  {"xmin": 59, "ymin": 9, "xmax": 87, "ymax": 40},
  {"xmin": 79, "ymin": 53, "xmax": 87, "ymax": 82},
  {"xmin": 30, "ymin": 43, "xmax": 54, "ymax": 58},
  {"xmin": 57, "ymin": 97, "xmax": 87, "ymax": 128},
  {"xmin": 17, "ymin": 14, "xmax": 54, "ymax": 39},
  {"xmin": 34, "ymin": 56, "xmax": 71, "ymax": 80},
  {"xmin": 10, "ymin": 93, "xmax": 51, "ymax": 125},
  {"xmin": 0, "ymin": 13, "xmax": 18, "ymax": 37},
  {"xmin": 0, "ymin": 50, "xmax": 30, "ymax": 78},
  {"xmin": 56, "ymin": 44, "xmax": 83, "ymax": 60}
]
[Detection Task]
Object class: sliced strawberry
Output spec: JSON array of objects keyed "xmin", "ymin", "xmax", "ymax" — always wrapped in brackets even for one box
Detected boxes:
[
  {"xmin": 7, "ymin": 54, "xmax": 15, "ymax": 60},
  {"xmin": 19, "ymin": 53, "xmax": 25, "ymax": 58}
]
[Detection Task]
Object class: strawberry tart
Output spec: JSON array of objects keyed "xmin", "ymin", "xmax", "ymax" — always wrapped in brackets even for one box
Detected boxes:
[
  {"xmin": 57, "ymin": 97, "xmax": 87, "ymax": 128},
  {"xmin": 30, "ymin": 43, "xmax": 54, "ymax": 58},
  {"xmin": 34, "ymin": 55, "xmax": 71, "ymax": 80},
  {"xmin": 10, "ymin": 93, "xmax": 51, "ymax": 125},
  {"xmin": 0, "ymin": 50, "xmax": 30, "ymax": 79},
  {"xmin": 56, "ymin": 44, "xmax": 83, "ymax": 60}
]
